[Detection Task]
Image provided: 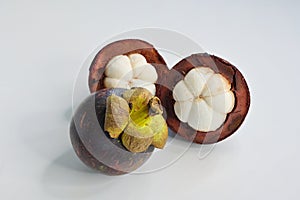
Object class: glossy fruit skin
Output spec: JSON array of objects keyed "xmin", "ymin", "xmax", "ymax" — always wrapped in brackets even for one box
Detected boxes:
[
  {"xmin": 159, "ymin": 53, "xmax": 250, "ymax": 144},
  {"xmin": 70, "ymin": 88, "xmax": 154, "ymax": 175},
  {"xmin": 88, "ymin": 39, "xmax": 169, "ymax": 95}
]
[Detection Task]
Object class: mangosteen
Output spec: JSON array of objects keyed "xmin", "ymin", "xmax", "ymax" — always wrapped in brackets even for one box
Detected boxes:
[
  {"xmin": 88, "ymin": 39, "xmax": 169, "ymax": 96},
  {"xmin": 159, "ymin": 53, "xmax": 250, "ymax": 144},
  {"xmin": 70, "ymin": 88, "xmax": 168, "ymax": 175}
]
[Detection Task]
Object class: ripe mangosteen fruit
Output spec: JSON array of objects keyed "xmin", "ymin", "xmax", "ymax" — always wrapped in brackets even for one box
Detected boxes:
[
  {"xmin": 70, "ymin": 88, "xmax": 168, "ymax": 175},
  {"xmin": 159, "ymin": 53, "xmax": 250, "ymax": 144},
  {"xmin": 88, "ymin": 39, "xmax": 169, "ymax": 96}
]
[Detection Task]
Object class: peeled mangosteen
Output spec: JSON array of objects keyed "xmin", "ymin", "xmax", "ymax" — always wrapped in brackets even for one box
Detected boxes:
[
  {"xmin": 159, "ymin": 53, "xmax": 250, "ymax": 144},
  {"xmin": 88, "ymin": 39, "xmax": 169, "ymax": 96},
  {"xmin": 70, "ymin": 88, "xmax": 168, "ymax": 175}
]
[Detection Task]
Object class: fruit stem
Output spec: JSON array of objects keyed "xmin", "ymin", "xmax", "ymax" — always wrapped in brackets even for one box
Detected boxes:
[{"xmin": 130, "ymin": 96, "xmax": 163, "ymax": 126}]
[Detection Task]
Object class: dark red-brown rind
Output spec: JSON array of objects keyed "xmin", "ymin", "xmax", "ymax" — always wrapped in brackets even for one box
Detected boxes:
[
  {"xmin": 160, "ymin": 53, "xmax": 250, "ymax": 144},
  {"xmin": 88, "ymin": 39, "xmax": 169, "ymax": 97},
  {"xmin": 70, "ymin": 88, "xmax": 154, "ymax": 175}
]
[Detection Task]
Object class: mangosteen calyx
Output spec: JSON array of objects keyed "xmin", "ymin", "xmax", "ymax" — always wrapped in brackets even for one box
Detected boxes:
[{"xmin": 104, "ymin": 87, "xmax": 168, "ymax": 153}]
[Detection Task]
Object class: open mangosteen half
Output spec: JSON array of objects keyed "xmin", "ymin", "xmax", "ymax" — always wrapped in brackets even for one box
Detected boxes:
[
  {"xmin": 88, "ymin": 39, "xmax": 169, "ymax": 96},
  {"xmin": 159, "ymin": 53, "xmax": 250, "ymax": 144},
  {"xmin": 70, "ymin": 88, "xmax": 168, "ymax": 175}
]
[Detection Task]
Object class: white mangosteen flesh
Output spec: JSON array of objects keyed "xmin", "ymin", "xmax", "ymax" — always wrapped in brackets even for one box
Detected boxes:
[
  {"xmin": 173, "ymin": 67, "xmax": 235, "ymax": 132},
  {"xmin": 104, "ymin": 54, "xmax": 158, "ymax": 95}
]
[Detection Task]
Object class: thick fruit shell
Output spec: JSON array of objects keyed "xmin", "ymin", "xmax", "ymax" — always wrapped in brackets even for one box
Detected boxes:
[{"xmin": 70, "ymin": 88, "xmax": 154, "ymax": 175}]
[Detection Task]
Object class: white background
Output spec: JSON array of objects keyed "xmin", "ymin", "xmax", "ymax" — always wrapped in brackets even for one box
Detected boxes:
[{"xmin": 1, "ymin": 0, "xmax": 300, "ymax": 199}]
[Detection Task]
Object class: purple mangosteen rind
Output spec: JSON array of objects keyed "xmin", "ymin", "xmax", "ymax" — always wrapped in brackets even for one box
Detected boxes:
[{"xmin": 70, "ymin": 88, "xmax": 154, "ymax": 175}]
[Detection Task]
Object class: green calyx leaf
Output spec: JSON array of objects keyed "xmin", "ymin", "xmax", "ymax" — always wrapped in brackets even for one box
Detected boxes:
[
  {"xmin": 104, "ymin": 88, "xmax": 168, "ymax": 153},
  {"xmin": 121, "ymin": 119, "xmax": 153, "ymax": 153},
  {"xmin": 148, "ymin": 115, "xmax": 168, "ymax": 149},
  {"xmin": 104, "ymin": 94, "xmax": 130, "ymax": 138}
]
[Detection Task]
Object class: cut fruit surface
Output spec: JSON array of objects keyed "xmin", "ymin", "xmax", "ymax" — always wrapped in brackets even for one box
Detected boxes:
[
  {"xmin": 104, "ymin": 53, "xmax": 158, "ymax": 95},
  {"xmin": 172, "ymin": 67, "xmax": 235, "ymax": 132},
  {"xmin": 88, "ymin": 39, "xmax": 169, "ymax": 96},
  {"xmin": 158, "ymin": 53, "xmax": 250, "ymax": 144}
]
